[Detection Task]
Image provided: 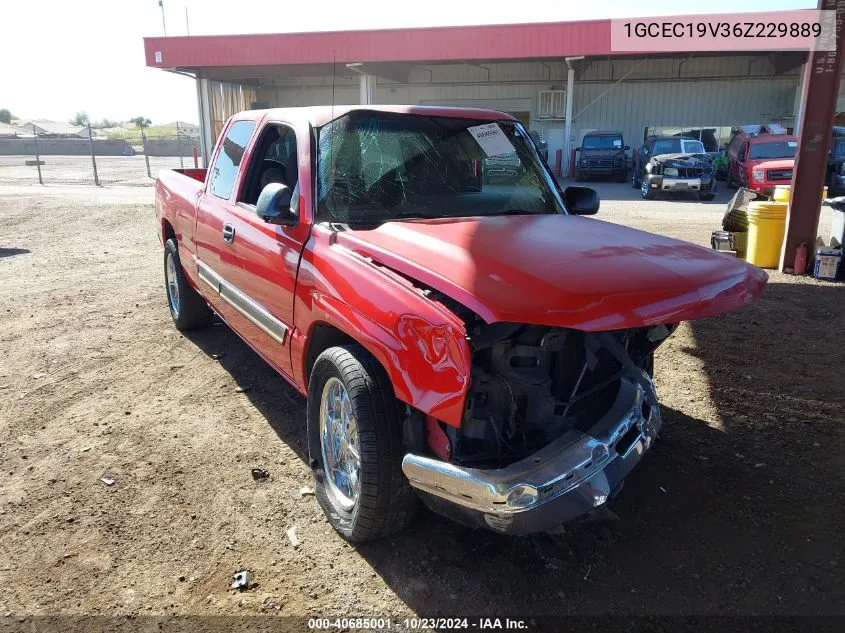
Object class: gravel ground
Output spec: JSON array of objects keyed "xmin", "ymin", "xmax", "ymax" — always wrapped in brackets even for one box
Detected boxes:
[
  {"xmin": 0, "ymin": 155, "xmax": 190, "ymax": 187},
  {"xmin": 0, "ymin": 181, "xmax": 842, "ymax": 619}
]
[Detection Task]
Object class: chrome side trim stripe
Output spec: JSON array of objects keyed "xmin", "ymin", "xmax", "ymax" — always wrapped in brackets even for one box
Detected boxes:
[{"xmin": 197, "ymin": 260, "xmax": 288, "ymax": 345}]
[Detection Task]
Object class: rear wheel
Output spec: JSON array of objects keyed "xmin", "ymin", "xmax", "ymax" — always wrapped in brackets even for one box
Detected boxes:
[
  {"xmin": 632, "ymin": 171, "xmax": 641, "ymax": 189},
  {"xmin": 164, "ymin": 238, "xmax": 213, "ymax": 330},
  {"xmin": 308, "ymin": 345, "xmax": 417, "ymax": 542},
  {"xmin": 699, "ymin": 192, "xmax": 716, "ymax": 201},
  {"xmin": 640, "ymin": 177, "xmax": 657, "ymax": 200}
]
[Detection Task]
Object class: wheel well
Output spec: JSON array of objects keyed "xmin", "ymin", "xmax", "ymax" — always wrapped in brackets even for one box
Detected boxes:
[
  {"xmin": 162, "ymin": 220, "xmax": 176, "ymax": 244},
  {"xmin": 304, "ymin": 324, "xmax": 356, "ymax": 384}
]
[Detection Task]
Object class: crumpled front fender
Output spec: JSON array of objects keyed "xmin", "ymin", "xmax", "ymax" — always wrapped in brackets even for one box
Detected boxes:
[{"xmin": 293, "ymin": 228, "xmax": 472, "ymax": 427}]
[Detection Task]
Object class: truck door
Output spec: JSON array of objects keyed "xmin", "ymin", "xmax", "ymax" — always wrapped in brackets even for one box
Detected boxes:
[
  {"xmin": 213, "ymin": 121, "xmax": 306, "ymax": 379},
  {"xmin": 194, "ymin": 118, "xmax": 257, "ymax": 320}
]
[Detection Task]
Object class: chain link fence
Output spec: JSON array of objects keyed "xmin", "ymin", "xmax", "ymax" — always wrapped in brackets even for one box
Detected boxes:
[{"xmin": 0, "ymin": 125, "xmax": 202, "ymax": 187}]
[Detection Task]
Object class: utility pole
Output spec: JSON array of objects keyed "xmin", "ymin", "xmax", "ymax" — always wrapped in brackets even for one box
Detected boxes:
[
  {"xmin": 185, "ymin": 6, "xmax": 190, "ymax": 35},
  {"xmin": 141, "ymin": 128, "xmax": 152, "ymax": 179},
  {"xmin": 33, "ymin": 130, "xmax": 43, "ymax": 185},
  {"xmin": 159, "ymin": 0, "xmax": 167, "ymax": 37},
  {"xmin": 88, "ymin": 124, "xmax": 100, "ymax": 187}
]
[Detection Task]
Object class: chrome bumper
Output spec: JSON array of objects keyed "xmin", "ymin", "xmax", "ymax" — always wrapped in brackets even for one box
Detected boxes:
[
  {"xmin": 659, "ymin": 177, "xmax": 702, "ymax": 191},
  {"xmin": 401, "ymin": 373, "xmax": 661, "ymax": 534}
]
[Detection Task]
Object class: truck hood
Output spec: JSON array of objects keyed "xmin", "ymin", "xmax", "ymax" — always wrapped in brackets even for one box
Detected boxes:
[
  {"xmin": 651, "ymin": 153, "xmax": 712, "ymax": 168},
  {"xmin": 755, "ymin": 158, "xmax": 795, "ymax": 170},
  {"xmin": 335, "ymin": 214, "xmax": 767, "ymax": 331}
]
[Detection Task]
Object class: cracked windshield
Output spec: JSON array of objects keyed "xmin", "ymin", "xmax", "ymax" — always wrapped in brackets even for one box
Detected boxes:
[{"xmin": 317, "ymin": 111, "xmax": 563, "ymax": 224}]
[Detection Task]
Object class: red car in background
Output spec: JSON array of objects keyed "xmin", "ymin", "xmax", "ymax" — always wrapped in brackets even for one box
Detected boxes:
[{"xmin": 726, "ymin": 129, "xmax": 798, "ymax": 195}]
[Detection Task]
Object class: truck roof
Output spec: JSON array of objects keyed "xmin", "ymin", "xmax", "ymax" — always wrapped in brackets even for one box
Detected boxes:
[
  {"xmin": 584, "ymin": 130, "xmax": 623, "ymax": 136},
  {"xmin": 746, "ymin": 134, "xmax": 798, "ymax": 145},
  {"xmin": 233, "ymin": 104, "xmax": 516, "ymax": 127}
]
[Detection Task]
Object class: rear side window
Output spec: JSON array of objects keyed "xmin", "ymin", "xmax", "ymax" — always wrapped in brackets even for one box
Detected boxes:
[{"xmin": 209, "ymin": 120, "xmax": 256, "ymax": 200}]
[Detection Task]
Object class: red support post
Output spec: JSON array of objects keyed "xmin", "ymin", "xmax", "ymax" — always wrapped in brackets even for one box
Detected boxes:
[
  {"xmin": 193, "ymin": 146, "xmax": 199, "ymax": 168},
  {"xmin": 781, "ymin": 0, "xmax": 845, "ymax": 271},
  {"xmin": 555, "ymin": 149, "xmax": 562, "ymax": 177},
  {"xmin": 570, "ymin": 149, "xmax": 577, "ymax": 178}
]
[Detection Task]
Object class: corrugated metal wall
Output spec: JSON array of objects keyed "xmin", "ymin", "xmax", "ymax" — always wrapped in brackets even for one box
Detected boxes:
[{"xmin": 253, "ymin": 56, "xmax": 804, "ymax": 157}]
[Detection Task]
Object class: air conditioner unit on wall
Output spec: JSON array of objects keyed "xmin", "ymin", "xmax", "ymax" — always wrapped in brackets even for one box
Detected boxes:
[{"xmin": 537, "ymin": 90, "xmax": 566, "ymax": 120}]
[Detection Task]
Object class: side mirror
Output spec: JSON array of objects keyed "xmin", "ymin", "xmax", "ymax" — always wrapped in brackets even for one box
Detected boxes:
[
  {"xmin": 624, "ymin": 145, "xmax": 631, "ymax": 151},
  {"xmin": 563, "ymin": 186, "xmax": 600, "ymax": 215},
  {"xmin": 575, "ymin": 146, "xmax": 581, "ymax": 152},
  {"xmin": 256, "ymin": 182, "xmax": 296, "ymax": 226}
]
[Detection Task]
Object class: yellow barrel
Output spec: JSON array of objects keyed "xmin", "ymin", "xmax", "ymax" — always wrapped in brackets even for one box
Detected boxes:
[
  {"xmin": 771, "ymin": 185, "xmax": 827, "ymax": 203},
  {"xmin": 746, "ymin": 201, "xmax": 788, "ymax": 268},
  {"xmin": 773, "ymin": 185, "xmax": 791, "ymax": 202}
]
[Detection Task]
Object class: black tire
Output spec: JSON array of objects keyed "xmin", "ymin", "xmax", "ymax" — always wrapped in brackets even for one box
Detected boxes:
[
  {"xmin": 632, "ymin": 171, "xmax": 641, "ymax": 189},
  {"xmin": 727, "ymin": 172, "xmax": 738, "ymax": 189},
  {"xmin": 308, "ymin": 345, "xmax": 418, "ymax": 542},
  {"xmin": 163, "ymin": 238, "xmax": 213, "ymax": 330},
  {"xmin": 640, "ymin": 178, "xmax": 657, "ymax": 200},
  {"xmin": 575, "ymin": 167, "xmax": 585, "ymax": 182},
  {"xmin": 699, "ymin": 192, "xmax": 716, "ymax": 201}
]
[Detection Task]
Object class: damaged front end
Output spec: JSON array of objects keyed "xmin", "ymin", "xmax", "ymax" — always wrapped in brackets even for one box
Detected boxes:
[{"xmin": 402, "ymin": 321, "xmax": 674, "ymax": 534}]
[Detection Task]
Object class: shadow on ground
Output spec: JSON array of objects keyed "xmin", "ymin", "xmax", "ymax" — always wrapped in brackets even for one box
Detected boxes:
[
  {"xmin": 183, "ymin": 279, "xmax": 844, "ymax": 616},
  {"xmin": 0, "ymin": 247, "xmax": 30, "ymax": 258}
]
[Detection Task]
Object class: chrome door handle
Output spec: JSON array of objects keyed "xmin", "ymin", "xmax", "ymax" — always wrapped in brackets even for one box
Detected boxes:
[{"xmin": 222, "ymin": 223, "xmax": 235, "ymax": 244}]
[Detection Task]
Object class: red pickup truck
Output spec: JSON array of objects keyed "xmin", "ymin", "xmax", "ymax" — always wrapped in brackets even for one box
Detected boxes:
[{"xmin": 155, "ymin": 105, "xmax": 767, "ymax": 542}]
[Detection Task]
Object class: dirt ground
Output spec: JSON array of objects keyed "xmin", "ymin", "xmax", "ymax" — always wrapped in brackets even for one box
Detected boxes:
[{"xmin": 0, "ymin": 181, "xmax": 843, "ymax": 620}]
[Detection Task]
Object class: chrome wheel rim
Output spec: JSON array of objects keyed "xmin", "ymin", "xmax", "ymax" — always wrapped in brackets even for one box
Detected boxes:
[
  {"xmin": 165, "ymin": 252, "xmax": 180, "ymax": 317},
  {"xmin": 319, "ymin": 377, "xmax": 360, "ymax": 512}
]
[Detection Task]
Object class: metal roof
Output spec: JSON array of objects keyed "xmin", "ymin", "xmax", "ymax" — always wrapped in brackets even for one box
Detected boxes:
[{"xmin": 143, "ymin": 11, "xmax": 808, "ymax": 71}]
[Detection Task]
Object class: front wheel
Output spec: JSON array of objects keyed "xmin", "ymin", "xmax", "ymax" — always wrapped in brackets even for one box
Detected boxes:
[
  {"xmin": 699, "ymin": 192, "xmax": 716, "ymax": 201},
  {"xmin": 641, "ymin": 178, "xmax": 657, "ymax": 200},
  {"xmin": 163, "ymin": 238, "xmax": 213, "ymax": 330},
  {"xmin": 308, "ymin": 345, "xmax": 418, "ymax": 542}
]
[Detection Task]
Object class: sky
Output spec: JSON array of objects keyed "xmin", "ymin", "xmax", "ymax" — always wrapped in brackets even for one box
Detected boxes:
[{"xmin": 0, "ymin": 0, "xmax": 817, "ymax": 126}]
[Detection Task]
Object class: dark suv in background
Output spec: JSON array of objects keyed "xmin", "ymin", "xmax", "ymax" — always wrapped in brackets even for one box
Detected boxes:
[
  {"xmin": 575, "ymin": 131, "xmax": 629, "ymax": 182},
  {"xmin": 633, "ymin": 135, "xmax": 715, "ymax": 201}
]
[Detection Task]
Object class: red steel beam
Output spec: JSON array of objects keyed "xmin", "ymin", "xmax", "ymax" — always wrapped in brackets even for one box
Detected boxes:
[{"xmin": 781, "ymin": 0, "xmax": 845, "ymax": 271}]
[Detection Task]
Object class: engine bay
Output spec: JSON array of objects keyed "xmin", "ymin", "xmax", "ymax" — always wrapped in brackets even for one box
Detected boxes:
[{"xmin": 447, "ymin": 321, "xmax": 673, "ymax": 467}]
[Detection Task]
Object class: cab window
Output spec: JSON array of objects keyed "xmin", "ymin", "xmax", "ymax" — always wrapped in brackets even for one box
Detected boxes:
[
  {"xmin": 208, "ymin": 120, "xmax": 256, "ymax": 200},
  {"xmin": 238, "ymin": 123, "xmax": 299, "ymax": 206}
]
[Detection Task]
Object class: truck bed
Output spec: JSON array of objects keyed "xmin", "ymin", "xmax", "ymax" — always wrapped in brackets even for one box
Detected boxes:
[{"xmin": 155, "ymin": 168, "xmax": 207, "ymax": 253}]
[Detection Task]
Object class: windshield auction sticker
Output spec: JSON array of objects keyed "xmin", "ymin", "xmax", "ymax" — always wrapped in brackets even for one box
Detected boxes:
[
  {"xmin": 467, "ymin": 123, "xmax": 516, "ymax": 158},
  {"xmin": 611, "ymin": 9, "xmax": 836, "ymax": 52}
]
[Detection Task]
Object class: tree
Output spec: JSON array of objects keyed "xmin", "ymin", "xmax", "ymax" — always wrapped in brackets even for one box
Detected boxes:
[
  {"xmin": 70, "ymin": 111, "xmax": 90, "ymax": 127},
  {"xmin": 0, "ymin": 109, "xmax": 12, "ymax": 124},
  {"xmin": 95, "ymin": 118, "xmax": 119, "ymax": 129},
  {"xmin": 130, "ymin": 116, "xmax": 152, "ymax": 129}
]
